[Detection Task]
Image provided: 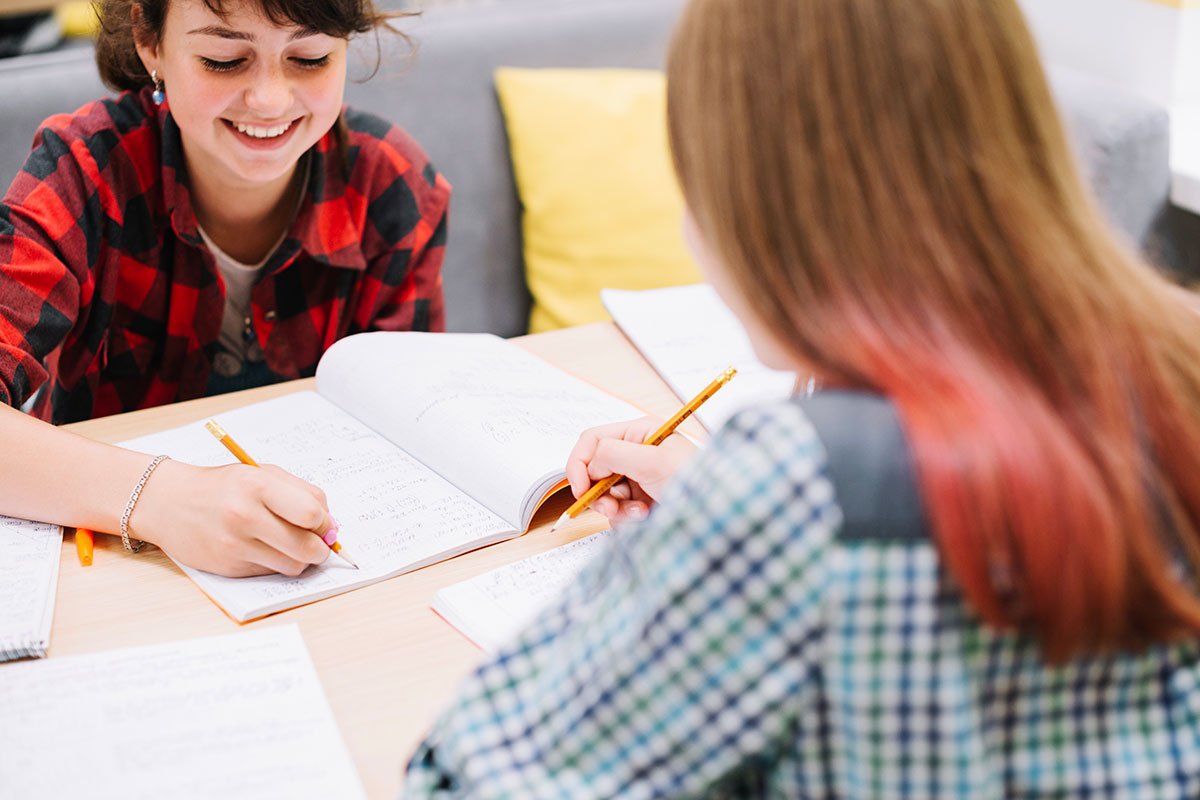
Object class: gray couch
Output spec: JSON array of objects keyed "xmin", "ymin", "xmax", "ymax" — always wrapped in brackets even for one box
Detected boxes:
[{"xmin": 0, "ymin": 0, "xmax": 1193, "ymax": 338}]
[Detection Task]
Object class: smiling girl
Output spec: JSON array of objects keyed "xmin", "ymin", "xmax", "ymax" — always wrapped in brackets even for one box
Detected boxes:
[{"xmin": 0, "ymin": 0, "xmax": 450, "ymax": 577}]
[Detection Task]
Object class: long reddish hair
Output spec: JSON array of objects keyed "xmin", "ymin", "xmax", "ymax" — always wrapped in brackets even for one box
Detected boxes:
[{"xmin": 667, "ymin": 0, "xmax": 1200, "ymax": 660}]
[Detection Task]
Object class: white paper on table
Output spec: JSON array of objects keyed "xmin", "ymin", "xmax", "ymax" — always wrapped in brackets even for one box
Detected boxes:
[
  {"xmin": 122, "ymin": 392, "xmax": 515, "ymax": 622},
  {"xmin": 602, "ymin": 285, "xmax": 796, "ymax": 431},
  {"xmin": 432, "ymin": 530, "xmax": 614, "ymax": 653},
  {"xmin": 0, "ymin": 625, "xmax": 365, "ymax": 800},
  {"xmin": 118, "ymin": 333, "xmax": 642, "ymax": 622}
]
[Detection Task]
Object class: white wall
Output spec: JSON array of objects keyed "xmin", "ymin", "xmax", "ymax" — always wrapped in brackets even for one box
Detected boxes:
[
  {"xmin": 1016, "ymin": 0, "xmax": 1197, "ymax": 108},
  {"xmin": 1177, "ymin": 9, "xmax": 1200, "ymax": 106}
]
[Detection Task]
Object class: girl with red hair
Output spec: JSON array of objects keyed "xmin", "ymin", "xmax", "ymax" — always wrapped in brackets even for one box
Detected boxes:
[{"xmin": 405, "ymin": 0, "xmax": 1200, "ymax": 795}]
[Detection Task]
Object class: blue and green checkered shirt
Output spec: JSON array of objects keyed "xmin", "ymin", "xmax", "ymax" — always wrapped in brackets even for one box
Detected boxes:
[{"xmin": 403, "ymin": 400, "xmax": 1200, "ymax": 798}]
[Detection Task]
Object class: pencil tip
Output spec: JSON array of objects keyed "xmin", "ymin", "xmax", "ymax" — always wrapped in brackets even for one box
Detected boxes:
[{"xmin": 549, "ymin": 511, "xmax": 571, "ymax": 533}]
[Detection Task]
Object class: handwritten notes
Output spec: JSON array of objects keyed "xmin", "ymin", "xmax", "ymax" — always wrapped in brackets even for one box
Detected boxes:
[
  {"xmin": 602, "ymin": 285, "xmax": 796, "ymax": 431},
  {"xmin": 0, "ymin": 516, "xmax": 62, "ymax": 661},
  {"xmin": 316, "ymin": 333, "xmax": 641, "ymax": 528},
  {"xmin": 119, "ymin": 333, "xmax": 642, "ymax": 621},
  {"xmin": 121, "ymin": 392, "xmax": 513, "ymax": 621},
  {"xmin": 0, "ymin": 625, "xmax": 364, "ymax": 799},
  {"xmin": 433, "ymin": 531, "xmax": 613, "ymax": 652}
]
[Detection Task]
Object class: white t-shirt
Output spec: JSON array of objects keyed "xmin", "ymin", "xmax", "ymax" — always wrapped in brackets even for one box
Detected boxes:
[
  {"xmin": 196, "ymin": 163, "xmax": 309, "ymax": 376},
  {"xmin": 196, "ymin": 226, "xmax": 277, "ymax": 374}
]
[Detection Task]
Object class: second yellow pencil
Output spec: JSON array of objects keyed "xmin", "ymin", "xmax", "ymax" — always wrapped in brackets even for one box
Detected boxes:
[{"xmin": 551, "ymin": 367, "xmax": 737, "ymax": 531}]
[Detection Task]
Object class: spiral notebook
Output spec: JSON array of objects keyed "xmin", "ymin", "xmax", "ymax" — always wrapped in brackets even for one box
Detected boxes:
[{"xmin": 0, "ymin": 515, "xmax": 63, "ymax": 661}]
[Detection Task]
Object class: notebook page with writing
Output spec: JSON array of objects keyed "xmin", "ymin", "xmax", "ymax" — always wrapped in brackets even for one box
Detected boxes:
[
  {"xmin": 316, "ymin": 333, "xmax": 641, "ymax": 529},
  {"xmin": 121, "ymin": 392, "xmax": 513, "ymax": 621},
  {"xmin": 602, "ymin": 285, "xmax": 796, "ymax": 431},
  {"xmin": 433, "ymin": 530, "xmax": 613, "ymax": 652},
  {"xmin": 0, "ymin": 516, "xmax": 62, "ymax": 661},
  {"xmin": 0, "ymin": 625, "xmax": 365, "ymax": 799}
]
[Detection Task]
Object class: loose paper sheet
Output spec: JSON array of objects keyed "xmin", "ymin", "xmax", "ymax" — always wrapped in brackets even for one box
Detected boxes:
[
  {"xmin": 602, "ymin": 285, "xmax": 796, "ymax": 431},
  {"xmin": 0, "ymin": 625, "xmax": 365, "ymax": 799},
  {"xmin": 433, "ymin": 530, "xmax": 613, "ymax": 652}
]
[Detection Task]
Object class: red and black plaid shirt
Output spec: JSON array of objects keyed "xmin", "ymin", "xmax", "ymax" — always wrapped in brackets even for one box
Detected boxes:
[{"xmin": 0, "ymin": 88, "xmax": 450, "ymax": 423}]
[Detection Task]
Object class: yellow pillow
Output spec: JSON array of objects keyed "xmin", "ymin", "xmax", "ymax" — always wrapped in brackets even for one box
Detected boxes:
[
  {"xmin": 494, "ymin": 68, "xmax": 702, "ymax": 333},
  {"xmin": 57, "ymin": 1, "xmax": 100, "ymax": 38}
]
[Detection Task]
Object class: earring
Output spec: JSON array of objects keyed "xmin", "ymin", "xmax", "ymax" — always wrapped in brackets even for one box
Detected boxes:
[{"xmin": 151, "ymin": 69, "xmax": 165, "ymax": 105}]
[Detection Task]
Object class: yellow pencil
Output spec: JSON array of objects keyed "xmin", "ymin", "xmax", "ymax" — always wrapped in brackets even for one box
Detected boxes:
[
  {"xmin": 204, "ymin": 419, "xmax": 359, "ymax": 569},
  {"xmin": 551, "ymin": 367, "xmax": 737, "ymax": 532}
]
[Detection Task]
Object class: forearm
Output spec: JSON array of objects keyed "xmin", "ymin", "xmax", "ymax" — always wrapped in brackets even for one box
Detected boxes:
[{"xmin": 0, "ymin": 402, "xmax": 153, "ymax": 533}]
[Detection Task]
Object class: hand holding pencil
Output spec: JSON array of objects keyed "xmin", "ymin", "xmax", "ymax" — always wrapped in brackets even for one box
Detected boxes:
[
  {"xmin": 205, "ymin": 420, "xmax": 358, "ymax": 569},
  {"xmin": 558, "ymin": 368, "xmax": 736, "ymax": 529}
]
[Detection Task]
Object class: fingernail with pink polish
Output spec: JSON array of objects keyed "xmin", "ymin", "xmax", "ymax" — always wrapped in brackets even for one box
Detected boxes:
[{"xmin": 322, "ymin": 518, "xmax": 340, "ymax": 546}]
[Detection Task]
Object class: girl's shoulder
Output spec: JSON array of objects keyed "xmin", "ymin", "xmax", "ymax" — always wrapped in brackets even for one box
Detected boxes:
[
  {"xmin": 330, "ymin": 108, "xmax": 451, "ymax": 244},
  {"xmin": 12, "ymin": 88, "xmax": 161, "ymax": 208},
  {"xmin": 708, "ymin": 398, "xmax": 822, "ymax": 462},
  {"xmin": 34, "ymin": 88, "xmax": 159, "ymax": 156},
  {"xmin": 707, "ymin": 392, "xmax": 927, "ymax": 545},
  {"xmin": 339, "ymin": 107, "xmax": 446, "ymax": 191},
  {"xmin": 683, "ymin": 399, "xmax": 829, "ymax": 508}
]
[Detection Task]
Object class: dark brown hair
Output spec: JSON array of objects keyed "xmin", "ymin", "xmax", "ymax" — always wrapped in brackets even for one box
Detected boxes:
[
  {"xmin": 668, "ymin": 0, "xmax": 1200, "ymax": 661},
  {"xmin": 95, "ymin": 0, "xmax": 409, "ymax": 91}
]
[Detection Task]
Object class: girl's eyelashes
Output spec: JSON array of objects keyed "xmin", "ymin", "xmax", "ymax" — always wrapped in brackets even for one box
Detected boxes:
[
  {"xmin": 292, "ymin": 55, "xmax": 331, "ymax": 70},
  {"xmin": 196, "ymin": 54, "xmax": 332, "ymax": 73},
  {"xmin": 199, "ymin": 56, "xmax": 245, "ymax": 73}
]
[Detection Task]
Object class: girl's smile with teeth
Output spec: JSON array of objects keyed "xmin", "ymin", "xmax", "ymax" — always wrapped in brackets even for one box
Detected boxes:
[
  {"xmin": 134, "ymin": 1, "xmax": 347, "ymax": 185},
  {"xmin": 220, "ymin": 117, "xmax": 305, "ymax": 151},
  {"xmin": 230, "ymin": 120, "xmax": 293, "ymax": 139}
]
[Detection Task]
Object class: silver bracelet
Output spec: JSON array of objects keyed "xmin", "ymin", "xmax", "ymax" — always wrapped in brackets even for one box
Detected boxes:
[{"xmin": 120, "ymin": 454, "xmax": 170, "ymax": 553}]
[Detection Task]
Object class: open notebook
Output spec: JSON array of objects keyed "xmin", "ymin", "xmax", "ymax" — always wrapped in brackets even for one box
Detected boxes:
[
  {"xmin": 433, "ymin": 530, "xmax": 613, "ymax": 653},
  {"xmin": 0, "ymin": 516, "xmax": 62, "ymax": 661},
  {"xmin": 0, "ymin": 625, "xmax": 364, "ymax": 799},
  {"xmin": 602, "ymin": 284, "xmax": 796, "ymax": 431},
  {"xmin": 121, "ymin": 333, "xmax": 640, "ymax": 622}
]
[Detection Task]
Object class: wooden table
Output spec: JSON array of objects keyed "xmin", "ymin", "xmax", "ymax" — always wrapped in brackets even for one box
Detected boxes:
[{"xmin": 37, "ymin": 323, "xmax": 699, "ymax": 799}]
